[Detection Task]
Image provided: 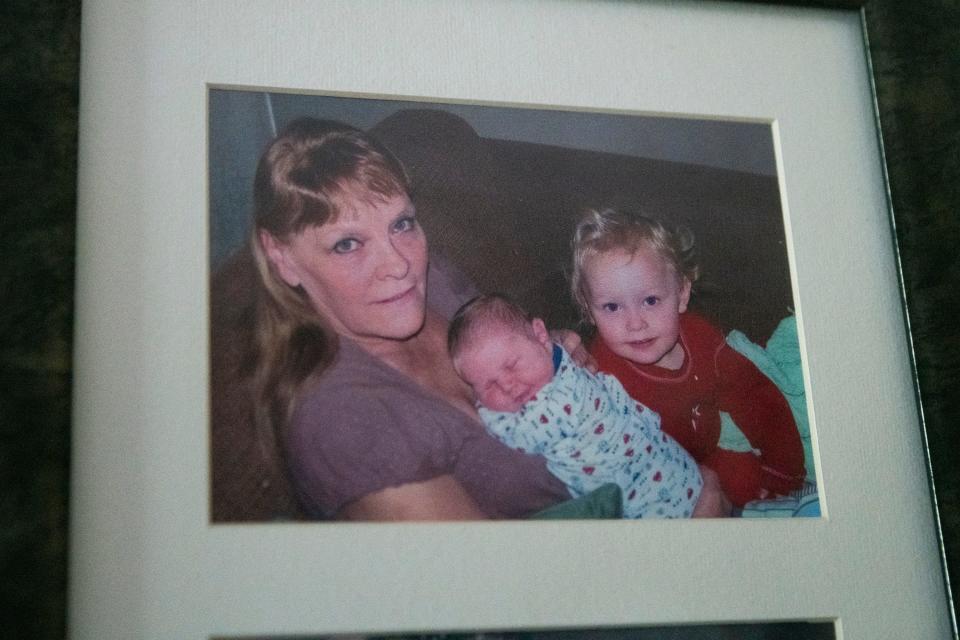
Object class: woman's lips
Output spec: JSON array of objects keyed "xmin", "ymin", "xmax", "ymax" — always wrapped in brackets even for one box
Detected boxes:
[
  {"xmin": 376, "ymin": 284, "xmax": 416, "ymax": 304},
  {"xmin": 628, "ymin": 337, "xmax": 656, "ymax": 349}
]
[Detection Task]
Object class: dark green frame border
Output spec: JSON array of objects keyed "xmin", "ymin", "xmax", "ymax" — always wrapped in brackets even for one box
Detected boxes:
[
  {"xmin": 830, "ymin": 0, "xmax": 956, "ymax": 633},
  {"xmin": 2, "ymin": 0, "xmax": 957, "ymax": 637},
  {"xmin": 861, "ymin": 2, "xmax": 960, "ymax": 634},
  {"xmin": 758, "ymin": 0, "xmax": 960, "ymax": 633},
  {"xmin": 869, "ymin": 0, "xmax": 960, "ymax": 632}
]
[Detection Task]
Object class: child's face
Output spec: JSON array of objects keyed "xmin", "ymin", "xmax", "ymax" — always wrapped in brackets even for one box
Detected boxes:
[
  {"xmin": 584, "ymin": 246, "xmax": 691, "ymax": 370},
  {"xmin": 455, "ymin": 319, "xmax": 555, "ymax": 413}
]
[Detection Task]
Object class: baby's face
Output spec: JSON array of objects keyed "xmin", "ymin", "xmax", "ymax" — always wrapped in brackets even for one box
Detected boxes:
[
  {"xmin": 584, "ymin": 246, "xmax": 691, "ymax": 370},
  {"xmin": 455, "ymin": 320, "xmax": 555, "ymax": 413}
]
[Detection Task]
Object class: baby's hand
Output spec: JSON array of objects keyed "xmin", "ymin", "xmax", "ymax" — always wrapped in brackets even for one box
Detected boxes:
[{"xmin": 549, "ymin": 329, "xmax": 598, "ymax": 373}]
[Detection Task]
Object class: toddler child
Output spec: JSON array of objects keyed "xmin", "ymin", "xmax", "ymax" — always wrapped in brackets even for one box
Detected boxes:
[
  {"xmin": 571, "ymin": 207, "xmax": 805, "ymax": 506},
  {"xmin": 448, "ymin": 294, "xmax": 703, "ymax": 518}
]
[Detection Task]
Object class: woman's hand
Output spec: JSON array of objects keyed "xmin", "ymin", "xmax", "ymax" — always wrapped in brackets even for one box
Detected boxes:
[
  {"xmin": 691, "ymin": 465, "xmax": 733, "ymax": 518},
  {"xmin": 338, "ymin": 475, "xmax": 489, "ymax": 521},
  {"xmin": 550, "ymin": 328, "xmax": 598, "ymax": 374}
]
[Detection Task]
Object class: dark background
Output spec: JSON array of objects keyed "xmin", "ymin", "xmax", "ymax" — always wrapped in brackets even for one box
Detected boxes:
[
  {"xmin": 207, "ymin": 89, "xmax": 779, "ymax": 269},
  {"xmin": 1, "ymin": 0, "xmax": 956, "ymax": 637}
]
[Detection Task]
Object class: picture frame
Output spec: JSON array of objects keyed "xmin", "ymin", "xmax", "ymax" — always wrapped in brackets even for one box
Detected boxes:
[{"xmin": 66, "ymin": 0, "xmax": 958, "ymax": 638}]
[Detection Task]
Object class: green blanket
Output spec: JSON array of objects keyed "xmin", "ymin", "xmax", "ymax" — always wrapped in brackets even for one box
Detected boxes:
[
  {"xmin": 719, "ymin": 315, "xmax": 815, "ymax": 483},
  {"xmin": 530, "ymin": 483, "xmax": 623, "ymax": 519}
]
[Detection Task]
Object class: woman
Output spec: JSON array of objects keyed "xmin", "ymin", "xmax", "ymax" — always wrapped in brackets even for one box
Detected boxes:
[{"xmin": 250, "ymin": 117, "xmax": 728, "ymax": 520}]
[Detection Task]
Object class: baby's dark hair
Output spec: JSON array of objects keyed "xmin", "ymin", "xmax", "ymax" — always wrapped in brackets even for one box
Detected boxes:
[
  {"xmin": 447, "ymin": 293, "xmax": 534, "ymax": 361},
  {"xmin": 570, "ymin": 207, "xmax": 699, "ymax": 322}
]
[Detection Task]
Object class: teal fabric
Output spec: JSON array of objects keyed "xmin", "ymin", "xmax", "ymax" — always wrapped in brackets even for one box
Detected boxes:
[
  {"xmin": 740, "ymin": 483, "xmax": 821, "ymax": 518},
  {"xmin": 719, "ymin": 316, "xmax": 815, "ymax": 483},
  {"xmin": 529, "ymin": 483, "xmax": 623, "ymax": 519}
]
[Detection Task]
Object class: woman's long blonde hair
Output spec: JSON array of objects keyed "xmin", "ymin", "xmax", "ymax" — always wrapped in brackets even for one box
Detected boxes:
[{"xmin": 250, "ymin": 117, "xmax": 410, "ymax": 449}]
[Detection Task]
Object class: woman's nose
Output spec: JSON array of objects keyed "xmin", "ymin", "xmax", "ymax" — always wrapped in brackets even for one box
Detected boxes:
[{"xmin": 376, "ymin": 239, "xmax": 411, "ymax": 279}]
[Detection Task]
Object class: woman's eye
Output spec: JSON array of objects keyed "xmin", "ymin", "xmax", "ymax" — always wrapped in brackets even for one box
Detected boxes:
[
  {"xmin": 393, "ymin": 216, "xmax": 417, "ymax": 233},
  {"xmin": 643, "ymin": 296, "xmax": 659, "ymax": 306},
  {"xmin": 601, "ymin": 303, "xmax": 620, "ymax": 313},
  {"xmin": 332, "ymin": 238, "xmax": 360, "ymax": 254}
]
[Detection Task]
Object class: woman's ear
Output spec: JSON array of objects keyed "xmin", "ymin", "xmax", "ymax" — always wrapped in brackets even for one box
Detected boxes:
[
  {"xmin": 530, "ymin": 318, "xmax": 552, "ymax": 351},
  {"xmin": 259, "ymin": 229, "xmax": 301, "ymax": 288},
  {"xmin": 677, "ymin": 277, "xmax": 692, "ymax": 314}
]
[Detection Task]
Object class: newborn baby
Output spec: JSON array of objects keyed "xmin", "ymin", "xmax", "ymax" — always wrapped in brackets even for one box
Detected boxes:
[{"xmin": 448, "ymin": 294, "xmax": 703, "ymax": 518}]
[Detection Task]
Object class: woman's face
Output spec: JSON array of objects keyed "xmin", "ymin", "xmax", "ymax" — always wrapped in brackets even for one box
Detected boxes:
[{"xmin": 266, "ymin": 188, "xmax": 429, "ymax": 346}]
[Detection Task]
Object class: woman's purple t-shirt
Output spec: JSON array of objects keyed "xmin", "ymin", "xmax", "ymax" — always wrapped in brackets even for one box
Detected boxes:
[{"xmin": 283, "ymin": 256, "xmax": 569, "ymax": 519}]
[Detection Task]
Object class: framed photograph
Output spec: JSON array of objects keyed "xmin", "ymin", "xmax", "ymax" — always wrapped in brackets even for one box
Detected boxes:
[
  {"xmin": 208, "ymin": 87, "xmax": 818, "ymax": 523},
  {"xmin": 70, "ymin": 0, "xmax": 955, "ymax": 637}
]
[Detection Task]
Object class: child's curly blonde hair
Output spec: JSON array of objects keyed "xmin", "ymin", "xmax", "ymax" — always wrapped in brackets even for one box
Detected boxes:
[{"xmin": 570, "ymin": 207, "xmax": 699, "ymax": 323}]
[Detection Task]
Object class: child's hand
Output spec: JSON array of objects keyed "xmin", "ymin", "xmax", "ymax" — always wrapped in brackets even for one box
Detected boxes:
[
  {"xmin": 691, "ymin": 466, "xmax": 733, "ymax": 518},
  {"xmin": 550, "ymin": 329, "xmax": 598, "ymax": 373}
]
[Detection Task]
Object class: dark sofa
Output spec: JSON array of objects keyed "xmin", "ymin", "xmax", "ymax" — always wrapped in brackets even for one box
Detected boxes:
[{"xmin": 210, "ymin": 108, "xmax": 792, "ymax": 521}]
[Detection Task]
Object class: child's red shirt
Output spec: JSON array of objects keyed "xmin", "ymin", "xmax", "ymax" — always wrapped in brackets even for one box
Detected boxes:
[{"xmin": 590, "ymin": 312, "xmax": 805, "ymax": 506}]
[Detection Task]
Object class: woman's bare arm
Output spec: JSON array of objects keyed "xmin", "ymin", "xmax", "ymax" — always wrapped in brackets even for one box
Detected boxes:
[
  {"xmin": 691, "ymin": 465, "xmax": 733, "ymax": 518},
  {"xmin": 338, "ymin": 475, "xmax": 489, "ymax": 521}
]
